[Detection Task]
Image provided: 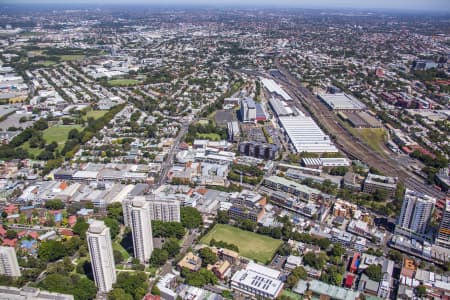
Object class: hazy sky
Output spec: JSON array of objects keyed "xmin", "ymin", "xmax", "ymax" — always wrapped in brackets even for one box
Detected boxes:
[{"xmin": 4, "ymin": 0, "xmax": 450, "ymax": 12}]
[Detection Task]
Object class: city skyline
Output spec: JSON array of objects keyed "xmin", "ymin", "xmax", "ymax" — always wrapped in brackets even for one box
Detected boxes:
[{"xmin": 2, "ymin": 0, "xmax": 450, "ymax": 12}]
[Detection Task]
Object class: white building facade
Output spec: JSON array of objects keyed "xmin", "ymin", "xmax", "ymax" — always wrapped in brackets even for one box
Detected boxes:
[
  {"xmin": 130, "ymin": 199, "xmax": 153, "ymax": 263},
  {"xmin": 87, "ymin": 220, "xmax": 116, "ymax": 293},
  {"xmin": 0, "ymin": 246, "xmax": 21, "ymax": 277}
]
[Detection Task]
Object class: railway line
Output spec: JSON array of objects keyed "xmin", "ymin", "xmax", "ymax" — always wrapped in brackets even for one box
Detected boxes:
[{"xmin": 271, "ymin": 58, "xmax": 445, "ymax": 199}]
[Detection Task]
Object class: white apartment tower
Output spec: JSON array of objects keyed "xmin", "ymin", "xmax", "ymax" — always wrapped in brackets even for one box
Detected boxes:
[
  {"xmin": 148, "ymin": 196, "xmax": 181, "ymax": 222},
  {"xmin": 130, "ymin": 199, "xmax": 153, "ymax": 263},
  {"xmin": 0, "ymin": 246, "xmax": 21, "ymax": 277},
  {"xmin": 397, "ymin": 189, "xmax": 435, "ymax": 234},
  {"xmin": 87, "ymin": 220, "xmax": 116, "ymax": 293},
  {"xmin": 122, "ymin": 197, "xmax": 133, "ymax": 227}
]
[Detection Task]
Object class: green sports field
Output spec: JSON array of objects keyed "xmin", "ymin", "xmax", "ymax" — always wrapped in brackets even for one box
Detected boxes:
[
  {"xmin": 200, "ymin": 224, "xmax": 282, "ymax": 263},
  {"xmin": 84, "ymin": 110, "xmax": 107, "ymax": 120},
  {"xmin": 108, "ymin": 79, "xmax": 140, "ymax": 86},
  {"xmin": 22, "ymin": 125, "xmax": 83, "ymax": 156}
]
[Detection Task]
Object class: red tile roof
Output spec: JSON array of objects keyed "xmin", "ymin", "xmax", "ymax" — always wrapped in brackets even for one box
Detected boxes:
[{"xmin": 2, "ymin": 238, "xmax": 17, "ymax": 247}]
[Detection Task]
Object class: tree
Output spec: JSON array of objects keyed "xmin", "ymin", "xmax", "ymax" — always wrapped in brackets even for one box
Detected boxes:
[
  {"xmin": 217, "ymin": 210, "xmax": 230, "ymax": 224},
  {"xmin": 104, "ymin": 217, "xmax": 120, "ymax": 239},
  {"xmin": 107, "ymin": 202, "xmax": 123, "ymax": 223},
  {"xmin": 38, "ymin": 274, "xmax": 96, "ymax": 300},
  {"xmin": 68, "ymin": 129, "xmax": 80, "ymax": 140},
  {"xmin": 114, "ymin": 250, "xmax": 124, "ymax": 264},
  {"xmin": 286, "ymin": 266, "xmax": 308, "ymax": 288},
  {"xmin": 109, "ymin": 288, "xmax": 133, "ymax": 300},
  {"xmin": 151, "ymin": 284, "xmax": 161, "ymax": 296},
  {"xmin": 373, "ymin": 189, "xmax": 389, "ymax": 201},
  {"xmin": 152, "ymin": 221, "xmax": 185, "ymax": 239},
  {"xmin": 387, "ymin": 249, "xmax": 404, "ymax": 264},
  {"xmin": 181, "ymin": 207, "xmax": 202, "ymax": 229},
  {"xmin": 199, "ymin": 247, "xmax": 218, "ymax": 266},
  {"xmin": 34, "ymin": 119, "xmax": 49, "ymax": 130},
  {"xmin": 365, "ymin": 264, "xmax": 383, "ymax": 282},
  {"xmin": 329, "ymin": 166, "xmax": 348, "ymax": 176},
  {"xmin": 45, "ymin": 199, "xmax": 65, "ymax": 210},
  {"xmin": 286, "ymin": 273, "xmax": 300, "ymax": 288},
  {"xmin": 416, "ymin": 285, "xmax": 427, "ymax": 298},
  {"xmin": 6, "ymin": 230, "xmax": 17, "ymax": 239},
  {"xmin": 162, "ymin": 238, "xmax": 180, "ymax": 258},
  {"xmin": 316, "ymin": 238, "xmax": 331, "ymax": 250},
  {"xmin": 114, "ymin": 271, "xmax": 148, "ymax": 300},
  {"xmin": 330, "ymin": 243, "xmax": 345, "ymax": 257},
  {"xmin": 38, "ymin": 240, "xmax": 66, "ymax": 262},
  {"xmin": 321, "ymin": 265, "xmax": 344, "ymax": 286},
  {"xmin": 270, "ymin": 227, "xmax": 282, "ymax": 239},
  {"xmin": 182, "ymin": 267, "xmax": 218, "ymax": 287},
  {"xmin": 303, "ymin": 252, "xmax": 327, "ymax": 270},
  {"xmin": 150, "ymin": 248, "xmax": 169, "ymax": 266},
  {"xmin": 73, "ymin": 217, "xmax": 89, "ymax": 239}
]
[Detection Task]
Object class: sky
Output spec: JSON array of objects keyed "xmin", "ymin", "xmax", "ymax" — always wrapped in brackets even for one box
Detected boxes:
[{"xmin": 3, "ymin": 0, "xmax": 450, "ymax": 12}]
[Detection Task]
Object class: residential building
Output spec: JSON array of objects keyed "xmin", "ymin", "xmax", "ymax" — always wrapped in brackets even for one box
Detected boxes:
[
  {"xmin": 130, "ymin": 199, "xmax": 153, "ymax": 263},
  {"xmin": 238, "ymin": 141, "xmax": 279, "ymax": 160},
  {"xmin": 227, "ymin": 189, "xmax": 267, "ymax": 222},
  {"xmin": 363, "ymin": 173, "xmax": 398, "ymax": 197},
  {"xmin": 177, "ymin": 252, "xmax": 202, "ymax": 272},
  {"xmin": 240, "ymin": 97, "xmax": 256, "ymax": 123},
  {"xmin": 397, "ymin": 189, "xmax": 435, "ymax": 235},
  {"xmin": 211, "ymin": 247, "xmax": 240, "ymax": 265},
  {"xmin": 227, "ymin": 121, "xmax": 240, "ymax": 142},
  {"xmin": 156, "ymin": 273, "xmax": 177, "ymax": 300},
  {"xmin": 231, "ymin": 262, "xmax": 284, "ymax": 299},
  {"xmin": 0, "ymin": 246, "xmax": 21, "ymax": 277},
  {"xmin": 207, "ymin": 260, "xmax": 231, "ymax": 280},
  {"xmin": 148, "ymin": 195, "xmax": 181, "ymax": 222},
  {"xmin": 0, "ymin": 286, "xmax": 74, "ymax": 300},
  {"xmin": 333, "ymin": 199, "xmax": 357, "ymax": 219},
  {"xmin": 122, "ymin": 197, "xmax": 132, "ymax": 227},
  {"xmin": 436, "ymin": 199, "xmax": 450, "ymax": 249},
  {"xmin": 263, "ymin": 176, "xmax": 322, "ymax": 201},
  {"xmin": 87, "ymin": 220, "xmax": 116, "ymax": 293}
]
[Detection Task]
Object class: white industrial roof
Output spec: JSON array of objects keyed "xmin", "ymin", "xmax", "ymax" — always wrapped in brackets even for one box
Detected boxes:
[
  {"xmin": 318, "ymin": 93, "xmax": 366, "ymax": 110},
  {"xmin": 279, "ymin": 116, "xmax": 338, "ymax": 153},
  {"xmin": 260, "ymin": 77, "xmax": 292, "ymax": 101}
]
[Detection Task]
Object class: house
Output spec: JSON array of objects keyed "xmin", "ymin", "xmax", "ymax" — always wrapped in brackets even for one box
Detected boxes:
[
  {"xmin": 177, "ymin": 252, "xmax": 202, "ymax": 272},
  {"xmin": 207, "ymin": 260, "xmax": 231, "ymax": 280},
  {"xmin": 2, "ymin": 238, "xmax": 17, "ymax": 247}
]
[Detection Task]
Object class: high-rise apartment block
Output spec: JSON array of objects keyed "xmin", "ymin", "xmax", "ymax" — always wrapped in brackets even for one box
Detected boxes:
[
  {"xmin": 397, "ymin": 189, "xmax": 435, "ymax": 235},
  {"xmin": 87, "ymin": 220, "xmax": 116, "ymax": 293},
  {"xmin": 130, "ymin": 199, "xmax": 153, "ymax": 263},
  {"xmin": 436, "ymin": 199, "xmax": 450, "ymax": 249}
]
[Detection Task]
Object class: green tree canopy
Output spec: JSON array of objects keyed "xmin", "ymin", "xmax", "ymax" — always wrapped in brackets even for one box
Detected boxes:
[{"xmin": 181, "ymin": 207, "xmax": 202, "ymax": 229}]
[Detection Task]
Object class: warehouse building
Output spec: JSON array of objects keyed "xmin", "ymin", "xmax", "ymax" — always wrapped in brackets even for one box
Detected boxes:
[
  {"xmin": 278, "ymin": 116, "xmax": 338, "ymax": 153},
  {"xmin": 269, "ymin": 97, "xmax": 294, "ymax": 117},
  {"xmin": 260, "ymin": 77, "xmax": 292, "ymax": 101},
  {"xmin": 318, "ymin": 93, "xmax": 366, "ymax": 111}
]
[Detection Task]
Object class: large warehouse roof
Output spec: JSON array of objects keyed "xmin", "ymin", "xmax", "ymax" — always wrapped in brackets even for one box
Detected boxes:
[
  {"xmin": 318, "ymin": 93, "xmax": 366, "ymax": 110},
  {"xmin": 269, "ymin": 97, "xmax": 293, "ymax": 116},
  {"xmin": 279, "ymin": 116, "xmax": 338, "ymax": 153},
  {"xmin": 260, "ymin": 77, "xmax": 292, "ymax": 101}
]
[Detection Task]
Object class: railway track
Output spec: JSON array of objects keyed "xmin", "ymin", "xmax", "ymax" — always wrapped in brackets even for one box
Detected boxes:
[{"xmin": 273, "ymin": 59, "xmax": 445, "ymax": 199}]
